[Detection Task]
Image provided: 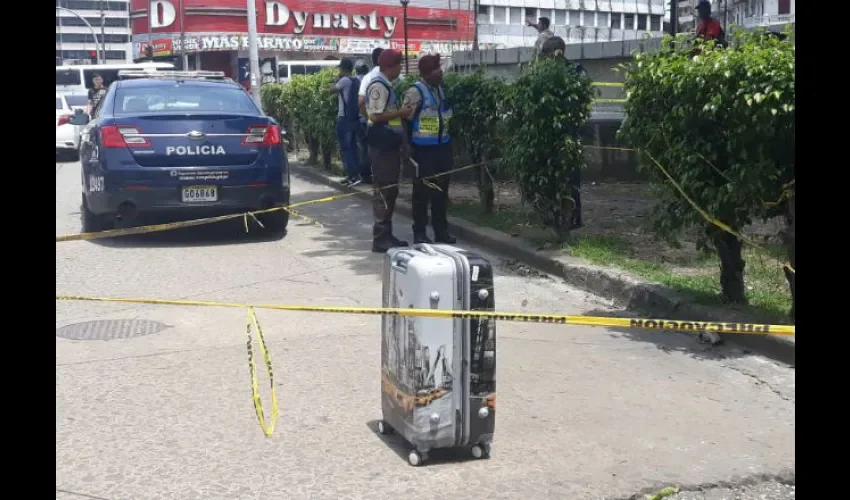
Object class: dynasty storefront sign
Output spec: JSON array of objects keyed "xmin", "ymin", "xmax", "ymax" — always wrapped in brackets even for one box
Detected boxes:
[{"xmin": 131, "ymin": 0, "xmax": 473, "ymax": 43}]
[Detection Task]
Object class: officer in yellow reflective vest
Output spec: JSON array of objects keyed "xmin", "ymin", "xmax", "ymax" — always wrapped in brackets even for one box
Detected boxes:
[
  {"xmin": 402, "ymin": 54, "xmax": 456, "ymax": 244},
  {"xmin": 365, "ymin": 49, "xmax": 415, "ymax": 253}
]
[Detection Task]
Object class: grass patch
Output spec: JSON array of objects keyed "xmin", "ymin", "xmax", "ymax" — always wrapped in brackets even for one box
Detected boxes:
[{"xmin": 448, "ymin": 201, "xmax": 791, "ymax": 322}]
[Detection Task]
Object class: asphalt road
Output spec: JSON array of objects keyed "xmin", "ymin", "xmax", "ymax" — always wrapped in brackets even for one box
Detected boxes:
[{"xmin": 56, "ymin": 160, "xmax": 795, "ymax": 500}]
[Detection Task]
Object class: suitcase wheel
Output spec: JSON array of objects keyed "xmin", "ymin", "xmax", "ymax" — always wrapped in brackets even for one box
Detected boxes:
[
  {"xmin": 471, "ymin": 443, "xmax": 491, "ymax": 460},
  {"xmin": 407, "ymin": 450, "xmax": 426, "ymax": 467},
  {"xmin": 377, "ymin": 420, "xmax": 394, "ymax": 436}
]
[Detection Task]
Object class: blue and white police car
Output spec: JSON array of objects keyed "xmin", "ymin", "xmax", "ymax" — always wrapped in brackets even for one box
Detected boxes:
[{"xmin": 71, "ymin": 70, "xmax": 290, "ymax": 233}]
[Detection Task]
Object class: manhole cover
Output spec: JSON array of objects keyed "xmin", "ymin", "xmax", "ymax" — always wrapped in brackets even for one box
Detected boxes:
[{"xmin": 56, "ymin": 320, "xmax": 171, "ymax": 341}]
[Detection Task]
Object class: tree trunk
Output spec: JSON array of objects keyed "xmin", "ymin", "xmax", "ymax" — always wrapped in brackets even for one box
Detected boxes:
[
  {"xmin": 321, "ymin": 146, "xmax": 333, "ymax": 171},
  {"xmin": 307, "ymin": 137, "xmax": 319, "ymax": 165},
  {"xmin": 710, "ymin": 228, "xmax": 747, "ymax": 304},
  {"xmin": 476, "ymin": 156, "xmax": 495, "ymax": 215},
  {"xmin": 781, "ymin": 197, "xmax": 795, "ymax": 321},
  {"xmin": 552, "ymin": 197, "xmax": 575, "ymax": 243}
]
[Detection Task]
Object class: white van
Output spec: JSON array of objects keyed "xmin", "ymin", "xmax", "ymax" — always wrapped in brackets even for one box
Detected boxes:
[
  {"xmin": 277, "ymin": 60, "xmax": 340, "ymax": 83},
  {"xmin": 56, "ymin": 62, "xmax": 175, "ymax": 94}
]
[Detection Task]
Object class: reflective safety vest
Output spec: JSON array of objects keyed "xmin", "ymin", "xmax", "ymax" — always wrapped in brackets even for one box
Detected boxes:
[
  {"xmin": 410, "ymin": 81, "xmax": 452, "ymax": 146},
  {"xmin": 366, "ymin": 75, "xmax": 404, "ymax": 136}
]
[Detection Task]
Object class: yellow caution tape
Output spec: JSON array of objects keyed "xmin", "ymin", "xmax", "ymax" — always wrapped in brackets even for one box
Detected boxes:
[
  {"xmin": 246, "ymin": 307, "xmax": 278, "ymax": 437},
  {"xmin": 55, "ymin": 294, "xmax": 795, "ymax": 336},
  {"xmin": 592, "ymin": 82, "xmax": 625, "ymax": 87},
  {"xmin": 55, "ymin": 161, "xmax": 487, "ymax": 243},
  {"xmin": 593, "ymin": 98, "xmax": 628, "ymax": 103},
  {"xmin": 643, "ymin": 151, "xmax": 795, "ymax": 274}
]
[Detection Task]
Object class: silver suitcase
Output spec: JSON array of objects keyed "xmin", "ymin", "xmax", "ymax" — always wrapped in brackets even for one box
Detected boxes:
[{"xmin": 378, "ymin": 243, "xmax": 496, "ymax": 466}]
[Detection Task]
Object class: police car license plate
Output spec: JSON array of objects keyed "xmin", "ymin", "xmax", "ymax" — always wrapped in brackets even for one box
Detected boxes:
[{"xmin": 181, "ymin": 185, "xmax": 218, "ymax": 202}]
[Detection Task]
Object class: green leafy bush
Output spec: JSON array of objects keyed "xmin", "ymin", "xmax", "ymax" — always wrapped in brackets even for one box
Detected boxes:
[
  {"xmin": 619, "ymin": 29, "xmax": 795, "ymax": 311},
  {"xmin": 502, "ymin": 58, "xmax": 594, "ymax": 239},
  {"xmin": 443, "ymin": 71, "xmax": 508, "ymax": 213}
]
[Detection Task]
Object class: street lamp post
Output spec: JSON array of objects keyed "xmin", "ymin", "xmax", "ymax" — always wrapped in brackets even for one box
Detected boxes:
[
  {"xmin": 56, "ymin": 6, "xmax": 103, "ymax": 64},
  {"xmin": 400, "ymin": 0, "xmax": 410, "ymax": 75}
]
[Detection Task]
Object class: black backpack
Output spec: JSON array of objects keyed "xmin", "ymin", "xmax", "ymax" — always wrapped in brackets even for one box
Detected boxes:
[{"xmin": 343, "ymin": 76, "xmax": 361, "ymax": 122}]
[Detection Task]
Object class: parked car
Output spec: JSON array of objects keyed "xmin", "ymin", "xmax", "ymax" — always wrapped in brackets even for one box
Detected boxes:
[
  {"xmin": 56, "ymin": 93, "xmax": 82, "ymax": 160},
  {"xmin": 71, "ymin": 70, "xmax": 291, "ymax": 233}
]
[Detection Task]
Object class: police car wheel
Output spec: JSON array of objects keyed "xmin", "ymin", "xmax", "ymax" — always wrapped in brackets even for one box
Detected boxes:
[
  {"xmin": 262, "ymin": 209, "xmax": 289, "ymax": 234},
  {"xmin": 81, "ymin": 195, "xmax": 107, "ymax": 233}
]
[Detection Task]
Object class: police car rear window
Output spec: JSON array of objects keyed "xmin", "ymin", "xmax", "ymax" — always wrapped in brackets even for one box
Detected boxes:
[{"xmin": 113, "ymin": 85, "xmax": 259, "ymax": 115}]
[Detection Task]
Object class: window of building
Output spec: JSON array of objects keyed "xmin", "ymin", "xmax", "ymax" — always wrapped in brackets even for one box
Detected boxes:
[
  {"xmin": 509, "ymin": 7, "xmax": 523, "ymax": 25},
  {"xmin": 56, "ymin": 33, "xmax": 130, "ymax": 44},
  {"xmin": 58, "ymin": 0, "xmax": 129, "ymax": 11},
  {"xmin": 637, "ymin": 14, "xmax": 647, "ymax": 30},
  {"xmin": 611, "ymin": 13, "xmax": 622, "ymax": 29},
  {"xmin": 477, "ymin": 5, "xmax": 491, "ymax": 24},
  {"xmin": 56, "ymin": 17, "xmax": 129, "ymax": 28},
  {"xmin": 568, "ymin": 10, "xmax": 580, "ymax": 26},
  {"xmin": 650, "ymin": 15, "xmax": 661, "ymax": 31},
  {"xmin": 57, "ymin": 49, "xmax": 126, "ymax": 61},
  {"xmin": 525, "ymin": 7, "xmax": 538, "ymax": 22},
  {"xmin": 585, "ymin": 11, "xmax": 597, "ymax": 27},
  {"xmin": 598, "ymin": 12, "xmax": 610, "ymax": 28},
  {"xmin": 624, "ymin": 13, "xmax": 635, "ymax": 30},
  {"xmin": 554, "ymin": 9, "xmax": 567, "ymax": 26},
  {"xmin": 492, "ymin": 6, "xmax": 507, "ymax": 24}
]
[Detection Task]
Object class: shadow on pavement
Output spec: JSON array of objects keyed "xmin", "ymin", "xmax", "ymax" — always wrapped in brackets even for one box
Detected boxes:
[
  {"xmin": 581, "ymin": 307, "xmax": 794, "ymax": 365},
  {"xmin": 365, "ymin": 420, "xmax": 482, "ymax": 468}
]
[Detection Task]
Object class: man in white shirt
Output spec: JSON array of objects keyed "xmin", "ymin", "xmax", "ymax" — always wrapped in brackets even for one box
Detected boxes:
[{"xmin": 357, "ymin": 47, "xmax": 384, "ymax": 118}]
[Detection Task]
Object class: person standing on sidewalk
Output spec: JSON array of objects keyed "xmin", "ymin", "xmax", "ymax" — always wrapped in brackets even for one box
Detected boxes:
[
  {"xmin": 328, "ymin": 58, "xmax": 362, "ymax": 186},
  {"xmin": 402, "ymin": 54, "xmax": 456, "ymax": 244},
  {"xmin": 354, "ymin": 60, "xmax": 372, "ymax": 184},
  {"xmin": 527, "ymin": 16, "xmax": 554, "ymax": 59},
  {"xmin": 365, "ymin": 49, "xmax": 415, "ymax": 253}
]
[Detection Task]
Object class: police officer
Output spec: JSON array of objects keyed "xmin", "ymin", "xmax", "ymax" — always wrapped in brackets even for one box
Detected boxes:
[
  {"xmin": 402, "ymin": 54, "xmax": 456, "ymax": 244},
  {"xmin": 365, "ymin": 49, "xmax": 415, "ymax": 253}
]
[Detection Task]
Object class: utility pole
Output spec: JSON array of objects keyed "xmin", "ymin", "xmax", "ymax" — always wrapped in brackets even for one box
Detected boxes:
[
  {"xmin": 246, "ymin": 0, "xmax": 263, "ymax": 110},
  {"xmin": 669, "ymin": 0, "xmax": 678, "ymax": 36},
  {"xmin": 179, "ymin": 0, "xmax": 188, "ymax": 69},
  {"xmin": 147, "ymin": 0, "xmax": 153, "ymax": 59},
  {"xmin": 472, "ymin": 0, "xmax": 479, "ymax": 50},
  {"xmin": 100, "ymin": 0, "xmax": 107, "ymax": 63}
]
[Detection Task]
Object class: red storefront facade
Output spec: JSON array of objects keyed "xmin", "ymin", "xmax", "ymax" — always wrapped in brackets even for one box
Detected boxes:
[{"xmin": 129, "ymin": 0, "xmax": 474, "ymax": 85}]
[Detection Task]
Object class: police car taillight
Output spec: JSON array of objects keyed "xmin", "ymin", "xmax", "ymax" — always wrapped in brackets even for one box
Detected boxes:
[
  {"xmin": 101, "ymin": 125, "xmax": 151, "ymax": 148},
  {"xmin": 242, "ymin": 125, "xmax": 281, "ymax": 146}
]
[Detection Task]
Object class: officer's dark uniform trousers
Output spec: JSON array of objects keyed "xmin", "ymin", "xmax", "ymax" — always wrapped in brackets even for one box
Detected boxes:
[
  {"xmin": 370, "ymin": 148, "xmax": 402, "ymax": 245},
  {"xmin": 411, "ymin": 143, "xmax": 453, "ymax": 239}
]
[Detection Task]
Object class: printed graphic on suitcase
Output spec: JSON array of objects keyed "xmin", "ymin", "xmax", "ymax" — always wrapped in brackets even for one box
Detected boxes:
[{"xmin": 379, "ymin": 244, "xmax": 496, "ymax": 466}]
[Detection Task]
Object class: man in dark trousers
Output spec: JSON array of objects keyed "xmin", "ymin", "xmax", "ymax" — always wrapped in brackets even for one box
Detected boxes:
[
  {"xmin": 328, "ymin": 58, "xmax": 361, "ymax": 185},
  {"xmin": 364, "ymin": 49, "xmax": 415, "ymax": 253},
  {"xmin": 402, "ymin": 54, "xmax": 456, "ymax": 244},
  {"xmin": 353, "ymin": 60, "xmax": 372, "ymax": 183}
]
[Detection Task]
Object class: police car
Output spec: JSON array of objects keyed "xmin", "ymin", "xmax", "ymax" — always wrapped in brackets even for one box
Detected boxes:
[{"xmin": 71, "ymin": 70, "xmax": 290, "ymax": 233}]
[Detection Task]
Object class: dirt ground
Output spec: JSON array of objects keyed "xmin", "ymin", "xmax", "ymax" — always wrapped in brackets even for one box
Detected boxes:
[{"xmin": 400, "ymin": 180, "xmax": 785, "ymax": 266}]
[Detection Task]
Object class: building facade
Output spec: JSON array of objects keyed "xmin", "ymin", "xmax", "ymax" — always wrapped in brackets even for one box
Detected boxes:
[
  {"xmin": 476, "ymin": 0, "xmax": 666, "ymax": 48},
  {"xmin": 129, "ymin": 0, "xmax": 474, "ymax": 87},
  {"xmin": 57, "ymin": 0, "xmax": 133, "ymax": 64}
]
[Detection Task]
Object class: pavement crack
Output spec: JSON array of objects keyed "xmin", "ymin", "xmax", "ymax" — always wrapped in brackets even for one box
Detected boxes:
[
  {"xmin": 613, "ymin": 471, "xmax": 795, "ymax": 500},
  {"xmin": 721, "ymin": 364, "xmax": 794, "ymax": 403}
]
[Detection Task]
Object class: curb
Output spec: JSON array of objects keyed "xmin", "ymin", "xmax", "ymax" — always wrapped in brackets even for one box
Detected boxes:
[{"xmin": 291, "ymin": 162, "xmax": 795, "ymax": 365}]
